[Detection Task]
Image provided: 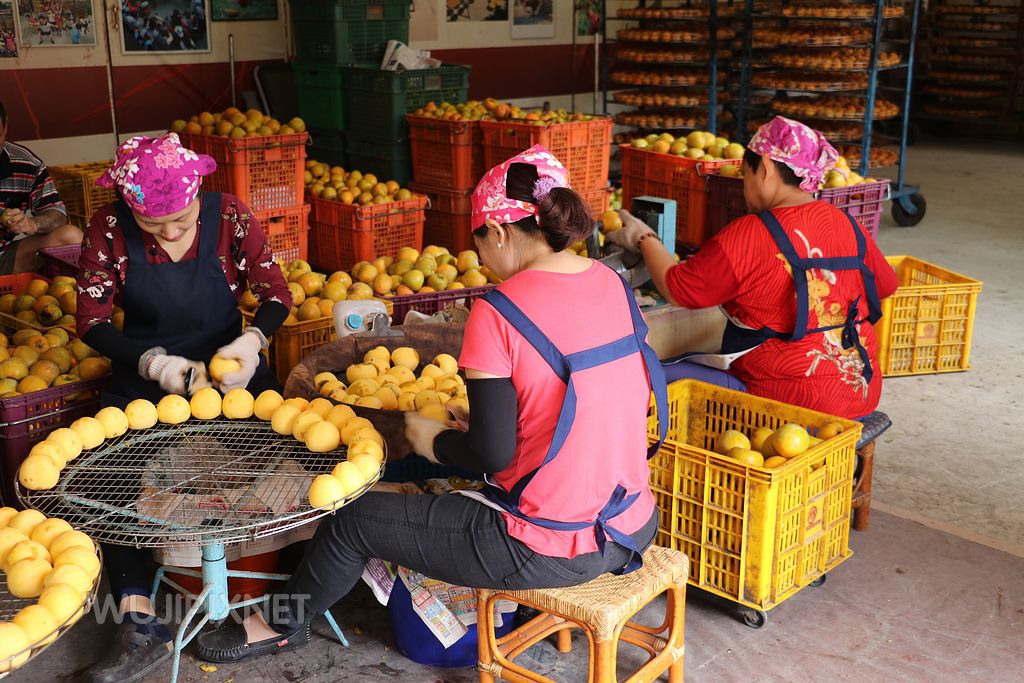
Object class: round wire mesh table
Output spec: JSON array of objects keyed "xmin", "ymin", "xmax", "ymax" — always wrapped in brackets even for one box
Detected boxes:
[
  {"xmin": 0, "ymin": 547, "xmax": 102, "ymax": 677},
  {"xmin": 18, "ymin": 417, "xmax": 384, "ymax": 683}
]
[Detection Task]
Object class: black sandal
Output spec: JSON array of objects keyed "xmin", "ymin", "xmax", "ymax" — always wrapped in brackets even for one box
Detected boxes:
[{"xmin": 195, "ymin": 621, "xmax": 311, "ymax": 663}]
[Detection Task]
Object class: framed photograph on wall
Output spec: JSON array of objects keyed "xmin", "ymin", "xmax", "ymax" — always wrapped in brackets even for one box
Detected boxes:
[
  {"xmin": 211, "ymin": 0, "xmax": 277, "ymax": 22},
  {"xmin": 1, "ymin": 1, "xmax": 17, "ymax": 57},
  {"xmin": 120, "ymin": 0, "xmax": 211, "ymax": 54},
  {"xmin": 17, "ymin": 0, "xmax": 97, "ymax": 47},
  {"xmin": 447, "ymin": 0, "xmax": 507, "ymax": 22},
  {"xmin": 510, "ymin": 0, "xmax": 553, "ymax": 40}
]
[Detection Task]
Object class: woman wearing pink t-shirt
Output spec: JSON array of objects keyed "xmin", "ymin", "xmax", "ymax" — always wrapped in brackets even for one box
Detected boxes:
[{"xmin": 196, "ymin": 146, "xmax": 667, "ymax": 663}]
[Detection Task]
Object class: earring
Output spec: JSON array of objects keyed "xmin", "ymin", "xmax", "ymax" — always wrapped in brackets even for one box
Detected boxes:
[{"xmin": 497, "ymin": 243, "xmax": 503, "ymax": 248}]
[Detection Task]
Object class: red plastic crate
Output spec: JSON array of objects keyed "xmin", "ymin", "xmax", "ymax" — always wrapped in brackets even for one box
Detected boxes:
[
  {"xmin": 818, "ymin": 179, "xmax": 890, "ymax": 240},
  {"xmin": 620, "ymin": 146, "xmax": 734, "ymax": 249},
  {"xmin": 407, "ymin": 182, "xmax": 474, "ymax": 254},
  {"xmin": 37, "ymin": 245, "xmax": 82, "ymax": 279},
  {"xmin": 308, "ymin": 194, "xmax": 427, "ymax": 272},
  {"xmin": 580, "ymin": 187, "xmax": 611, "ymax": 218},
  {"xmin": 242, "ymin": 310, "xmax": 335, "ymax": 386},
  {"xmin": 421, "ymin": 210, "xmax": 475, "ymax": 255},
  {"xmin": 255, "ymin": 204, "xmax": 311, "ymax": 264},
  {"xmin": 480, "ymin": 118, "xmax": 612, "ymax": 193},
  {"xmin": 706, "ymin": 175, "xmax": 748, "ymax": 237},
  {"xmin": 407, "ymin": 182, "xmax": 472, "ymax": 214},
  {"xmin": 389, "ymin": 285, "xmax": 493, "ymax": 322},
  {"xmin": 180, "ymin": 132, "xmax": 308, "ymax": 212},
  {"xmin": 407, "ymin": 115, "xmax": 485, "ymax": 191}
]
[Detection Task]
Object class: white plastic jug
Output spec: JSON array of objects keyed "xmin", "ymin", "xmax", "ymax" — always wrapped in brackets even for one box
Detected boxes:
[{"xmin": 333, "ymin": 300, "xmax": 389, "ymax": 337}]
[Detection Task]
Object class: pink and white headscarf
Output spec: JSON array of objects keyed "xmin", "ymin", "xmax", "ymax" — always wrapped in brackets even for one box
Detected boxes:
[
  {"xmin": 747, "ymin": 116, "xmax": 839, "ymax": 192},
  {"xmin": 471, "ymin": 144, "xmax": 570, "ymax": 231},
  {"xmin": 96, "ymin": 133, "xmax": 217, "ymax": 218}
]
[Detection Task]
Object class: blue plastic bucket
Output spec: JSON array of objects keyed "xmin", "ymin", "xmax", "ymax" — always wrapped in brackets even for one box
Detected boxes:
[{"xmin": 387, "ymin": 575, "xmax": 516, "ymax": 667}]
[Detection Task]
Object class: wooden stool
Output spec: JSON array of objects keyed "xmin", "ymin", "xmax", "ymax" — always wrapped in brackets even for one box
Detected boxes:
[
  {"xmin": 476, "ymin": 545, "xmax": 688, "ymax": 683},
  {"xmin": 852, "ymin": 411, "xmax": 892, "ymax": 531}
]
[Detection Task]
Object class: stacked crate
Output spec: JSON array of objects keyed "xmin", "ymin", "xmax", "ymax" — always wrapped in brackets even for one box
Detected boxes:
[
  {"xmin": 343, "ymin": 64, "xmax": 471, "ymax": 186},
  {"xmin": 290, "ymin": 0, "xmax": 413, "ymax": 168},
  {"xmin": 49, "ymin": 161, "xmax": 118, "ymax": 228},
  {"xmin": 480, "ymin": 117, "xmax": 614, "ymax": 219},
  {"xmin": 406, "ymin": 113, "xmax": 486, "ymax": 254},
  {"xmin": 180, "ymin": 131, "xmax": 311, "ymax": 264}
]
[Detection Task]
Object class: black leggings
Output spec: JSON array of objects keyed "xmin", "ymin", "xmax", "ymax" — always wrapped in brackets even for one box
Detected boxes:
[{"xmin": 268, "ymin": 492, "xmax": 659, "ymax": 634}]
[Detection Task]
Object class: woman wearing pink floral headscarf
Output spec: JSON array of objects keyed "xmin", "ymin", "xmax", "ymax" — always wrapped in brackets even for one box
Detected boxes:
[
  {"xmin": 609, "ymin": 117, "xmax": 899, "ymax": 420},
  {"xmin": 193, "ymin": 145, "xmax": 665, "ymax": 664},
  {"xmin": 77, "ymin": 132, "xmax": 292, "ymax": 683}
]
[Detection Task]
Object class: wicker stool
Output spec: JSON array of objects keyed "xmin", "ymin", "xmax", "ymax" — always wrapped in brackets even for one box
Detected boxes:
[
  {"xmin": 476, "ymin": 545, "xmax": 688, "ymax": 683},
  {"xmin": 852, "ymin": 411, "xmax": 892, "ymax": 531}
]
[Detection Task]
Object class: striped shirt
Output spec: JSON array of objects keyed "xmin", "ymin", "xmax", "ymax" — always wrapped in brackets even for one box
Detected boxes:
[{"xmin": 0, "ymin": 141, "xmax": 67, "ymax": 253}]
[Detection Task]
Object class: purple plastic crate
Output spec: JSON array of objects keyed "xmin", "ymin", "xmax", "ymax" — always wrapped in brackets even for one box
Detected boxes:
[{"xmin": 38, "ymin": 244, "xmax": 82, "ymax": 278}]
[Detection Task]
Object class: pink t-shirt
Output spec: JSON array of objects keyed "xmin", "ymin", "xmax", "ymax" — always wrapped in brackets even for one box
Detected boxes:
[{"xmin": 459, "ymin": 262, "xmax": 656, "ymax": 558}]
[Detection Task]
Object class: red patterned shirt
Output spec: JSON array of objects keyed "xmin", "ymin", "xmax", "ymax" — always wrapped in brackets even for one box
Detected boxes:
[
  {"xmin": 76, "ymin": 193, "xmax": 291, "ymax": 336},
  {"xmin": 666, "ymin": 201, "xmax": 898, "ymax": 419}
]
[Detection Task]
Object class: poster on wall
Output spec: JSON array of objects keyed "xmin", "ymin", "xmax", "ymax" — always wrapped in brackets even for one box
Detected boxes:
[
  {"xmin": 120, "ymin": 0, "xmax": 210, "ymax": 54},
  {"xmin": 211, "ymin": 0, "xmax": 276, "ymax": 22},
  {"xmin": 576, "ymin": 0, "xmax": 602, "ymax": 36},
  {"xmin": 17, "ymin": 0, "xmax": 96, "ymax": 47},
  {"xmin": 0, "ymin": 1, "xmax": 17, "ymax": 57},
  {"xmin": 446, "ymin": 0, "xmax": 507, "ymax": 22},
  {"xmin": 510, "ymin": 0, "xmax": 553, "ymax": 39}
]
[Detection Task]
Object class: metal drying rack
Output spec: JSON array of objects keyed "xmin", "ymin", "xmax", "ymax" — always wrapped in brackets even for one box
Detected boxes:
[{"xmin": 18, "ymin": 417, "xmax": 384, "ymax": 683}]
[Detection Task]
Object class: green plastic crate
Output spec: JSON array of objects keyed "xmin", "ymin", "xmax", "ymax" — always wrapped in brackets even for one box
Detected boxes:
[
  {"xmin": 295, "ymin": 64, "xmax": 347, "ymax": 130},
  {"xmin": 309, "ymin": 129, "xmax": 348, "ymax": 168},
  {"xmin": 343, "ymin": 65, "xmax": 471, "ymax": 139},
  {"xmin": 346, "ymin": 136, "xmax": 412, "ymax": 186},
  {"xmin": 291, "ymin": 0, "xmax": 410, "ymax": 66}
]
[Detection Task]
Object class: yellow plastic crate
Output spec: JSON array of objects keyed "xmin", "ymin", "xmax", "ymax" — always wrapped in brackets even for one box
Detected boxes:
[
  {"xmin": 646, "ymin": 380, "xmax": 862, "ymax": 613},
  {"xmin": 875, "ymin": 256, "xmax": 982, "ymax": 376},
  {"xmin": 50, "ymin": 161, "xmax": 117, "ymax": 227}
]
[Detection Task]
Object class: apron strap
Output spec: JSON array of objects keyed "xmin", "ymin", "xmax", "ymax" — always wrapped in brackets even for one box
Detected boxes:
[
  {"xmin": 196, "ymin": 192, "xmax": 223, "ymax": 259},
  {"xmin": 611, "ymin": 268, "xmax": 668, "ymax": 458},
  {"xmin": 758, "ymin": 211, "xmax": 812, "ymax": 342}
]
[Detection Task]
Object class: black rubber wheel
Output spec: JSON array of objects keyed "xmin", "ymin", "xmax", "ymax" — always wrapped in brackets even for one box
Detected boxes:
[
  {"xmin": 743, "ymin": 609, "xmax": 768, "ymax": 629},
  {"xmin": 892, "ymin": 192, "xmax": 926, "ymax": 227},
  {"xmin": 810, "ymin": 575, "xmax": 827, "ymax": 587}
]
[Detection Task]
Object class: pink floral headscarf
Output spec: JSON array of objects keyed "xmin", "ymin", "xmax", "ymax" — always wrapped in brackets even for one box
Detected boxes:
[
  {"xmin": 747, "ymin": 116, "xmax": 839, "ymax": 192},
  {"xmin": 471, "ymin": 144, "xmax": 570, "ymax": 231},
  {"xmin": 97, "ymin": 133, "xmax": 217, "ymax": 218}
]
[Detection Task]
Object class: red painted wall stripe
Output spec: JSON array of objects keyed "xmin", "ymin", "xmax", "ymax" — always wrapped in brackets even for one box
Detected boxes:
[
  {"xmin": 431, "ymin": 44, "xmax": 601, "ymax": 101},
  {"xmin": 1, "ymin": 66, "xmax": 112, "ymax": 140}
]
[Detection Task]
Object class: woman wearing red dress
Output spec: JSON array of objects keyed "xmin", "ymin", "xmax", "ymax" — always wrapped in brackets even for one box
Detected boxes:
[{"xmin": 609, "ymin": 116, "xmax": 899, "ymax": 419}]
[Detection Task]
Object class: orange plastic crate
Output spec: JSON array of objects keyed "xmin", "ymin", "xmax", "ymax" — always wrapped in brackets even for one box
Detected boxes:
[
  {"xmin": 242, "ymin": 310, "xmax": 334, "ymax": 387},
  {"xmin": 580, "ymin": 186, "xmax": 611, "ymax": 218},
  {"xmin": 308, "ymin": 194, "xmax": 427, "ymax": 272},
  {"xmin": 480, "ymin": 118, "xmax": 612, "ymax": 192},
  {"xmin": 620, "ymin": 146, "xmax": 733, "ymax": 249},
  {"xmin": 407, "ymin": 182, "xmax": 474, "ymax": 254},
  {"xmin": 49, "ymin": 161, "xmax": 118, "ymax": 227},
  {"xmin": 407, "ymin": 115, "xmax": 484, "ymax": 191},
  {"xmin": 180, "ymin": 132, "xmax": 308, "ymax": 212},
  {"xmin": 255, "ymin": 204, "xmax": 311, "ymax": 264}
]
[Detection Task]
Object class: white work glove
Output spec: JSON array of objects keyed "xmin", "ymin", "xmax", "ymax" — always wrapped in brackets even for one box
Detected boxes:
[
  {"xmin": 604, "ymin": 209, "xmax": 657, "ymax": 252},
  {"xmin": 404, "ymin": 413, "xmax": 452, "ymax": 464},
  {"xmin": 213, "ymin": 328, "xmax": 267, "ymax": 393},
  {"xmin": 139, "ymin": 347, "xmax": 212, "ymax": 396}
]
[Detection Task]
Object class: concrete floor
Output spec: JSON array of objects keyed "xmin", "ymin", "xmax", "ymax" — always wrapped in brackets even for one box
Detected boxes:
[{"xmin": 8, "ymin": 140, "xmax": 1024, "ymax": 681}]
